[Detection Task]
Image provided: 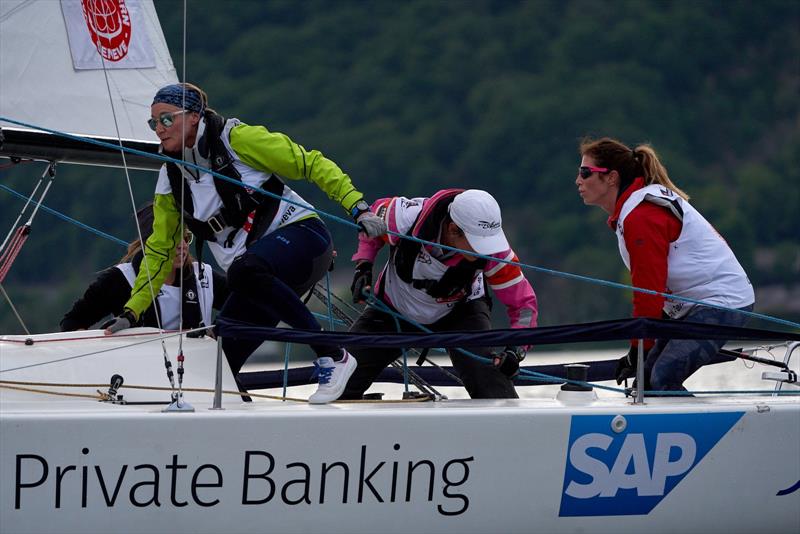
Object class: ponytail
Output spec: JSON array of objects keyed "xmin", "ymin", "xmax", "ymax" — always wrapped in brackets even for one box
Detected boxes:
[
  {"xmin": 634, "ymin": 145, "xmax": 689, "ymax": 200},
  {"xmin": 180, "ymin": 82, "xmax": 216, "ymax": 116},
  {"xmin": 580, "ymin": 137, "xmax": 689, "ymax": 200}
]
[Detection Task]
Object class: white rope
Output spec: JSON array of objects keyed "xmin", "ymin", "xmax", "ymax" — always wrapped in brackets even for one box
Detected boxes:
[
  {"xmin": 0, "ymin": 326, "xmax": 211, "ymax": 374},
  {"xmin": 0, "ymin": 283, "xmax": 29, "ymax": 334}
]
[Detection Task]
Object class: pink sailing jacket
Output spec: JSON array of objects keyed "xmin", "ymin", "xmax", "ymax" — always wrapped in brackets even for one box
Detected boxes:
[{"xmin": 352, "ymin": 190, "xmax": 538, "ymax": 329}]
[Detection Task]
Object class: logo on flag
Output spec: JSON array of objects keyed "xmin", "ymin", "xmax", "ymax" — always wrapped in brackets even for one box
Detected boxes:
[
  {"xmin": 62, "ymin": 0, "xmax": 155, "ymax": 70},
  {"xmin": 81, "ymin": 0, "xmax": 132, "ymax": 62}
]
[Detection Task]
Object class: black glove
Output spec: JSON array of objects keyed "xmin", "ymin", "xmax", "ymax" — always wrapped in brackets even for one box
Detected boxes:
[
  {"xmin": 101, "ymin": 309, "xmax": 137, "ymax": 334},
  {"xmin": 186, "ymin": 324, "xmax": 214, "ymax": 339},
  {"xmin": 351, "ymin": 262, "xmax": 373, "ymax": 304},
  {"xmin": 492, "ymin": 346, "xmax": 526, "ymax": 378},
  {"xmin": 615, "ymin": 346, "xmax": 639, "ymax": 385}
]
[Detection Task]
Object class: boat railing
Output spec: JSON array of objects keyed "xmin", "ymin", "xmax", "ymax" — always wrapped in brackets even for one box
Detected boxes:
[{"xmin": 771, "ymin": 341, "xmax": 800, "ymax": 396}]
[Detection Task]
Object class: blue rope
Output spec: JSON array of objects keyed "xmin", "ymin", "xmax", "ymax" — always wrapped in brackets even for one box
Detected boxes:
[
  {"xmin": 2, "ymin": 116, "xmax": 797, "ymax": 330},
  {"xmin": 0, "ymin": 183, "xmax": 127, "ymax": 247},
  {"xmin": 363, "ymin": 291, "xmax": 628, "ymax": 394},
  {"xmin": 310, "ymin": 311, "xmax": 347, "ymax": 327},
  {"xmin": 5, "ymin": 122, "xmax": 792, "ymax": 397},
  {"xmin": 358, "ymin": 295, "xmax": 799, "ymax": 396}
]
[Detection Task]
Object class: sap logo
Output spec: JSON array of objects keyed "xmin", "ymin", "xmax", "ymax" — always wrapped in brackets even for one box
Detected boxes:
[
  {"xmin": 559, "ymin": 412, "xmax": 743, "ymax": 517},
  {"xmin": 565, "ymin": 432, "xmax": 695, "ymax": 499}
]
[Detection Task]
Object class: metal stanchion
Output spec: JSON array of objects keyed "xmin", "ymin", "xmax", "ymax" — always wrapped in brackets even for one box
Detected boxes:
[
  {"xmin": 210, "ymin": 335, "xmax": 223, "ymax": 410},
  {"xmin": 634, "ymin": 338, "xmax": 645, "ymax": 404}
]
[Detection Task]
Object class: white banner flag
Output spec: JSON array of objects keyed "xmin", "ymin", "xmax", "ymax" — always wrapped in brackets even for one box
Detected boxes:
[{"xmin": 61, "ymin": 0, "xmax": 156, "ymax": 70}]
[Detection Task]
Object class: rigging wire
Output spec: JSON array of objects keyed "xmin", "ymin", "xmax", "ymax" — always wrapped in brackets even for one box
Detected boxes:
[
  {"xmin": 171, "ymin": 0, "xmax": 190, "ymax": 402},
  {"xmin": 0, "ymin": 183, "xmax": 127, "ymax": 246},
  {"xmin": 0, "ymin": 327, "xmax": 208, "ymax": 374},
  {"xmin": 0, "ymin": 165, "xmax": 45, "ymax": 254},
  {"xmin": 0, "ymin": 283, "xmax": 29, "ymax": 334},
  {"xmin": 4, "ymin": 114, "xmax": 795, "ymax": 332},
  {"xmin": 0, "ymin": 162, "xmax": 56, "ymax": 283},
  {"xmin": 92, "ymin": 17, "xmax": 175, "ymax": 398}
]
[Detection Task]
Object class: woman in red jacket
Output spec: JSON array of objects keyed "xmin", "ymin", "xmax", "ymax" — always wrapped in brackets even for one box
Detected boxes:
[{"xmin": 576, "ymin": 137, "xmax": 754, "ymax": 391}]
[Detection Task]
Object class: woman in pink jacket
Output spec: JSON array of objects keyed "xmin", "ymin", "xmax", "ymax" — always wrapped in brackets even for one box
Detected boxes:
[{"xmin": 342, "ymin": 189, "xmax": 539, "ymax": 399}]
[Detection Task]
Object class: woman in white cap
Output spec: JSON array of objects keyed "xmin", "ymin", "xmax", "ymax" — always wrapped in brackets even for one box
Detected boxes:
[
  {"xmin": 102, "ymin": 82, "xmax": 388, "ymax": 404},
  {"xmin": 342, "ymin": 189, "xmax": 539, "ymax": 399}
]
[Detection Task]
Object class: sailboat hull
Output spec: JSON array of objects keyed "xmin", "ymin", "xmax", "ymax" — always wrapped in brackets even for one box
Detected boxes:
[{"xmin": 1, "ymin": 332, "xmax": 798, "ymax": 533}]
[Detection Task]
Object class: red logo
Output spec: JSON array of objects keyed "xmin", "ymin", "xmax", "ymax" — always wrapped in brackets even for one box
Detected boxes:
[{"xmin": 81, "ymin": 0, "xmax": 132, "ymax": 62}]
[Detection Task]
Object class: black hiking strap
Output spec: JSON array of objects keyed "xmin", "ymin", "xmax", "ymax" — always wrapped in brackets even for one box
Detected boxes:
[
  {"xmin": 132, "ymin": 253, "xmax": 203, "ymax": 328},
  {"xmin": 179, "ymin": 267, "xmax": 203, "ymax": 329},
  {"xmin": 165, "ymin": 110, "xmax": 282, "ymax": 242}
]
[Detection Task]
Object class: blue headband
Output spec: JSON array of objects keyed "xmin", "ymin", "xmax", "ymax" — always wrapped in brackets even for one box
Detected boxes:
[{"xmin": 152, "ymin": 84, "xmax": 204, "ymax": 113}]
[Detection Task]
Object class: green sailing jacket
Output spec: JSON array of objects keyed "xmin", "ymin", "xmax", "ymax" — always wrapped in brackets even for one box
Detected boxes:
[{"xmin": 124, "ymin": 122, "xmax": 364, "ymax": 319}]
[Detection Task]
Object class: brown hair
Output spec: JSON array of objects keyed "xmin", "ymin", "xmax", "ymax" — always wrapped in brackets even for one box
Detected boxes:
[
  {"xmin": 180, "ymin": 82, "xmax": 217, "ymax": 116},
  {"xmin": 118, "ymin": 236, "xmax": 194, "ymax": 267},
  {"xmin": 579, "ymin": 137, "xmax": 689, "ymax": 200}
]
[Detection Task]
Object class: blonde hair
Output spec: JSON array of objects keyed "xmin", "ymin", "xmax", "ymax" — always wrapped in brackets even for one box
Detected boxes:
[
  {"xmin": 117, "ymin": 237, "xmax": 193, "ymax": 267},
  {"xmin": 580, "ymin": 137, "xmax": 689, "ymax": 200}
]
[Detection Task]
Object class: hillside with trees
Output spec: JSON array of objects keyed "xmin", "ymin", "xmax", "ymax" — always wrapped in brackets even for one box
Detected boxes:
[{"xmin": 1, "ymin": 0, "xmax": 798, "ymax": 334}]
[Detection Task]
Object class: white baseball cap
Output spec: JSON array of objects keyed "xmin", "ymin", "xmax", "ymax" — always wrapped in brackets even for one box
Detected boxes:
[{"xmin": 448, "ymin": 189, "xmax": 510, "ymax": 255}]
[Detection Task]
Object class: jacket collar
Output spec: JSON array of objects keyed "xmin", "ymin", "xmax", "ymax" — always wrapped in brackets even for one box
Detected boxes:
[{"xmin": 607, "ymin": 176, "xmax": 646, "ymax": 230}]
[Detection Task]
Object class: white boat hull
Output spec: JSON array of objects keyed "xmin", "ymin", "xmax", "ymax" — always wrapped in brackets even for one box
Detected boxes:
[{"xmin": 2, "ymin": 331, "xmax": 799, "ymax": 533}]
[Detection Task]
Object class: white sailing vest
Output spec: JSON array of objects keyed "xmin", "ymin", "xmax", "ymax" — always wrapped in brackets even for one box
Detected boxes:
[
  {"xmin": 616, "ymin": 184, "xmax": 754, "ymax": 318},
  {"xmin": 116, "ymin": 262, "xmax": 215, "ymax": 328},
  {"xmin": 155, "ymin": 118, "xmax": 316, "ymax": 271},
  {"xmin": 380, "ymin": 196, "xmax": 485, "ymax": 325}
]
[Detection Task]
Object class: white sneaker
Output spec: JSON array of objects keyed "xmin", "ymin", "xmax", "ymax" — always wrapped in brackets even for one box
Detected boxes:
[{"xmin": 308, "ymin": 351, "xmax": 357, "ymax": 404}]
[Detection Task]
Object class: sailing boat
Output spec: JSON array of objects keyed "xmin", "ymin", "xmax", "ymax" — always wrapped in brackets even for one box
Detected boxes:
[{"xmin": 1, "ymin": 2, "xmax": 799, "ymax": 533}]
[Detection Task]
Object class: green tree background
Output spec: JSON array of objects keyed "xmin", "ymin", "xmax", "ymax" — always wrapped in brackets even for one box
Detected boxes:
[{"xmin": 1, "ymin": 0, "xmax": 798, "ymax": 334}]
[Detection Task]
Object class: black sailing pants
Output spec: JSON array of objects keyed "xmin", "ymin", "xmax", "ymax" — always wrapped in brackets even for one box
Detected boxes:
[
  {"xmin": 340, "ymin": 297, "xmax": 518, "ymax": 400},
  {"xmin": 220, "ymin": 217, "xmax": 336, "ymax": 375}
]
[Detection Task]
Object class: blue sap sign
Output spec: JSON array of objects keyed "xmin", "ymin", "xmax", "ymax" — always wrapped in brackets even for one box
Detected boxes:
[{"xmin": 559, "ymin": 412, "xmax": 744, "ymax": 517}]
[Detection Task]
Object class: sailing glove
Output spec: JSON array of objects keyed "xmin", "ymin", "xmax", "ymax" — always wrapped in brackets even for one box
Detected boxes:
[
  {"xmin": 186, "ymin": 325, "xmax": 215, "ymax": 339},
  {"xmin": 351, "ymin": 200, "xmax": 387, "ymax": 238},
  {"xmin": 493, "ymin": 346, "xmax": 526, "ymax": 378},
  {"xmin": 102, "ymin": 309, "xmax": 137, "ymax": 334},
  {"xmin": 615, "ymin": 346, "xmax": 639, "ymax": 385},
  {"xmin": 351, "ymin": 261, "xmax": 373, "ymax": 303}
]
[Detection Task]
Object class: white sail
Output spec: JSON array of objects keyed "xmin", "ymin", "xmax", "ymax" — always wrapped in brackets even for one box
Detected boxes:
[{"xmin": 0, "ymin": 0, "xmax": 177, "ymax": 141}]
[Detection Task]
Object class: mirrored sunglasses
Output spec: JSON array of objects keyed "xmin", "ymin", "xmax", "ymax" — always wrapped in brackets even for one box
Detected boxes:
[
  {"xmin": 147, "ymin": 110, "xmax": 188, "ymax": 131},
  {"xmin": 579, "ymin": 165, "xmax": 610, "ymax": 179}
]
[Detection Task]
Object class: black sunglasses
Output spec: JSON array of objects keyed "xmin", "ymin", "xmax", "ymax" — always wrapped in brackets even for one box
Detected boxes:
[
  {"xmin": 579, "ymin": 165, "xmax": 610, "ymax": 179},
  {"xmin": 147, "ymin": 110, "xmax": 188, "ymax": 131}
]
